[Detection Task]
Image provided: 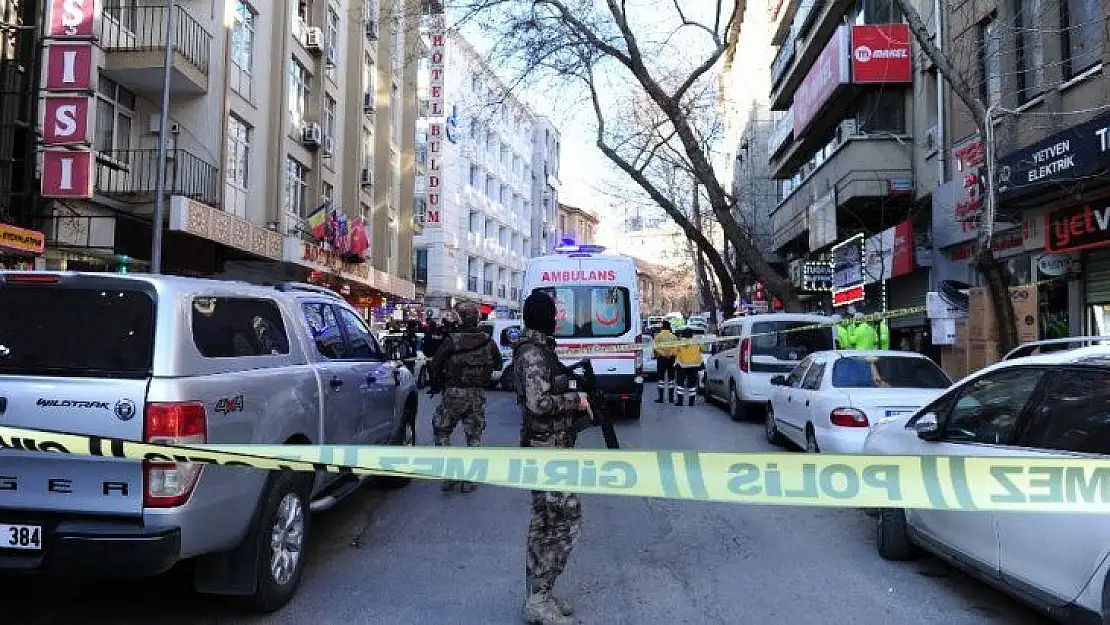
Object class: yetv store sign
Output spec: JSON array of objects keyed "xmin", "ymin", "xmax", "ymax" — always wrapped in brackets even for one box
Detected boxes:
[
  {"xmin": 851, "ymin": 24, "xmax": 912, "ymax": 84},
  {"xmin": 1046, "ymin": 203, "xmax": 1110, "ymax": 253}
]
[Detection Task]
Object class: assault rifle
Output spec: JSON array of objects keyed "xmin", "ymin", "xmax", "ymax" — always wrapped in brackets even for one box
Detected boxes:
[{"xmin": 560, "ymin": 359, "xmax": 620, "ymax": 449}]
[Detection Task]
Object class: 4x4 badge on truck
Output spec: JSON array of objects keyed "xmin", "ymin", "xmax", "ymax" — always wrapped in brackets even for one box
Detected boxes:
[{"xmin": 114, "ymin": 399, "xmax": 137, "ymax": 421}]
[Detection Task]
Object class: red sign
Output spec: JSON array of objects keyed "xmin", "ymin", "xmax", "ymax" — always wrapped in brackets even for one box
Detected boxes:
[
  {"xmin": 44, "ymin": 43, "xmax": 95, "ymax": 91},
  {"xmin": 793, "ymin": 24, "xmax": 850, "ymax": 135},
  {"xmin": 891, "ymin": 220, "xmax": 914, "ymax": 278},
  {"xmin": 1045, "ymin": 203, "xmax": 1110, "ymax": 253},
  {"xmin": 48, "ymin": 0, "xmax": 98, "ymax": 38},
  {"xmin": 42, "ymin": 96, "xmax": 93, "ymax": 146},
  {"xmin": 832, "ymin": 285, "xmax": 865, "ymax": 307},
  {"xmin": 541, "ymin": 270, "xmax": 616, "ymax": 282},
  {"xmin": 851, "ymin": 24, "xmax": 912, "ymax": 84},
  {"xmin": 40, "ymin": 150, "xmax": 94, "ymax": 198}
]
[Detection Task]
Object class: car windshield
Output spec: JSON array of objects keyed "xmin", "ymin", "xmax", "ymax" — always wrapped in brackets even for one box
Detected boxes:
[
  {"xmin": 750, "ymin": 320, "xmax": 833, "ymax": 360},
  {"xmin": 534, "ymin": 286, "xmax": 631, "ymax": 338},
  {"xmin": 831, "ymin": 356, "xmax": 951, "ymax": 389}
]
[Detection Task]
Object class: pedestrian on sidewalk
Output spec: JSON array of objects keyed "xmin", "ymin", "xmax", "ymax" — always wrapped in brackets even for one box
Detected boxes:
[
  {"xmin": 513, "ymin": 291, "xmax": 591, "ymax": 625},
  {"xmin": 653, "ymin": 321, "xmax": 678, "ymax": 404},
  {"xmin": 428, "ymin": 302, "xmax": 501, "ymax": 493},
  {"xmin": 672, "ymin": 327, "xmax": 703, "ymax": 406}
]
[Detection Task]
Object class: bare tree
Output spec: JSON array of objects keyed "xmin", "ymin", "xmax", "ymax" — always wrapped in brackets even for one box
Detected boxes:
[
  {"xmin": 453, "ymin": 0, "xmax": 800, "ymax": 311},
  {"xmin": 890, "ymin": 0, "xmax": 1019, "ymax": 352}
]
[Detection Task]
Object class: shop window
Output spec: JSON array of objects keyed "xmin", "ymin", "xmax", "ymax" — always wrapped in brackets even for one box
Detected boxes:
[
  {"xmin": 1014, "ymin": 0, "xmax": 1046, "ymax": 102},
  {"xmin": 1061, "ymin": 0, "xmax": 1103, "ymax": 78},
  {"xmin": 95, "ymin": 75, "xmax": 135, "ymax": 163},
  {"xmin": 191, "ymin": 297, "xmax": 290, "ymax": 357}
]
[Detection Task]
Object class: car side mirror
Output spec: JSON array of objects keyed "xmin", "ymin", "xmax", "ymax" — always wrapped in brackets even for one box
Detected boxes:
[
  {"xmin": 915, "ymin": 412, "xmax": 940, "ymax": 439},
  {"xmin": 770, "ymin": 375, "xmax": 787, "ymax": 386}
]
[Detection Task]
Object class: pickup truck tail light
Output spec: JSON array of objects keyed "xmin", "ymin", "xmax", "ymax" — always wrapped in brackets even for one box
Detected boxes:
[
  {"xmin": 739, "ymin": 338, "xmax": 751, "ymax": 373},
  {"xmin": 144, "ymin": 401, "xmax": 207, "ymax": 508},
  {"xmin": 830, "ymin": 407, "xmax": 869, "ymax": 428}
]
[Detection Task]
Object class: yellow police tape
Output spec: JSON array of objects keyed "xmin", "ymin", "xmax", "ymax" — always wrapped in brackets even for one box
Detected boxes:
[{"xmin": 4, "ymin": 424, "xmax": 1110, "ymax": 513}]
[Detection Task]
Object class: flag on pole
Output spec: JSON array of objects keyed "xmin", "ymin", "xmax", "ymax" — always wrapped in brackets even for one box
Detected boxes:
[{"xmin": 306, "ymin": 202, "xmax": 329, "ymax": 239}]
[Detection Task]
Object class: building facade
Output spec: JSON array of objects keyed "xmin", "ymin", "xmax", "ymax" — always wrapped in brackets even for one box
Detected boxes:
[
  {"xmin": 531, "ymin": 116, "xmax": 560, "ymax": 255},
  {"xmin": 32, "ymin": 0, "xmax": 419, "ymax": 315},
  {"xmin": 413, "ymin": 31, "xmax": 547, "ymax": 316},
  {"xmin": 554, "ymin": 202, "xmax": 598, "ymax": 246}
]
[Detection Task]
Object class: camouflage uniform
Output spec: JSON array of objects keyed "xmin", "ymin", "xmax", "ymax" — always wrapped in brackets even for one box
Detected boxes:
[
  {"xmin": 514, "ymin": 328, "xmax": 582, "ymax": 624},
  {"xmin": 430, "ymin": 302, "xmax": 500, "ymax": 493}
]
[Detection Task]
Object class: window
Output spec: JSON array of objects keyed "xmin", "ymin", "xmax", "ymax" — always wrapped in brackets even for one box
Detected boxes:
[
  {"xmin": 323, "ymin": 94, "xmax": 337, "ymax": 143},
  {"xmin": 978, "ymin": 17, "xmax": 1002, "ymax": 107},
  {"xmin": 1015, "ymin": 0, "xmax": 1046, "ymax": 102},
  {"xmin": 337, "ymin": 307, "xmax": 382, "ymax": 359},
  {"xmin": 853, "ymin": 0, "xmax": 902, "ymax": 23},
  {"xmin": 1061, "ymin": 0, "xmax": 1103, "ymax": 77},
  {"xmin": 230, "ymin": 0, "xmax": 256, "ymax": 98},
  {"xmin": 802, "ymin": 361, "xmax": 826, "ymax": 390},
  {"xmin": 288, "ymin": 57, "xmax": 311, "ymax": 126},
  {"xmin": 415, "ymin": 248, "xmax": 428, "ymax": 284},
  {"xmin": 362, "ymin": 128, "xmax": 373, "ymax": 173},
  {"xmin": 284, "ymin": 155, "xmax": 309, "ymax": 216},
  {"xmin": 1016, "ymin": 369, "xmax": 1110, "ymax": 453},
  {"xmin": 325, "ymin": 6, "xmax": 340, "ymax": 78},
  {"xmin": 534, "ymin": 286, "xmax": 632, "ymax": 338},
  {"xmin": 322, "ymin": 181, "xmax": 334, "ymax": 205},
  {"xmin": 938, "ymin": 367, "xmax": 1047, "ymax": 444},
  {"xmin": 832, "ymin": 356, "xmax": 951, "ymax": 389},
  {"xmin": 95, "ymin": 76, "xmax": 135, "ymax": 162},
  {"xmin": 301, "ymin": 303, "xmax": 348, "ymax": 359},
  {"xmin": 225, "ymin": 114, "xmax": 252, "ymax": 218},
  {"xmin": 191, "ymin": 297, "xmax": 290, "ymax": 357},
  {"xmin": 856, "ymin": 90, "xmax": 905, "ymax": 134},
  {"xmin": 750, "ymin": 321, "xmax": 834, "ymax": 370},
  {"xmin": 0, "ymin": 284, "xmax": 154, "ymax": 378},
  {"xmin": 470, "ymin": 165, "xmax": 481, "ymax": 186},
  {"xmin": 786, "ymin": 357, "xmax": 814, "ymax": 387},
  {"xmin": 363, "ymin": 53, "xmax": 376, "ymax": 104}
]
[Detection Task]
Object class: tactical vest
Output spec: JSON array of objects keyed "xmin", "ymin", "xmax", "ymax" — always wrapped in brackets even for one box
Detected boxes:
[
  {"xmin": 441, "ymin": 332, "xmax": 497, "ymax": 388},
  {"xmin": 513, "ymin": 338, "xmax": 577, "ymax": 448}
]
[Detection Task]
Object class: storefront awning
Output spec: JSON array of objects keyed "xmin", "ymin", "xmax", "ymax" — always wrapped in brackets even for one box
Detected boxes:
[{"xmin": 287, "ymin": 238, "xmax": 417, "ymax": 300}]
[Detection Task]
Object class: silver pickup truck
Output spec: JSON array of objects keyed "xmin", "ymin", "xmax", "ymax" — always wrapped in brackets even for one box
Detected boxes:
[{"xmin": 0, "ymin": 273, "xmax": 418, "ymax": 611}]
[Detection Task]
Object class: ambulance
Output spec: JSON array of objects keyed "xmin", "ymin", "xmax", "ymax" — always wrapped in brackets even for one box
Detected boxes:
[{"xmin": 521, "ymin": 244, "xmax": 645, "ymax": 419}]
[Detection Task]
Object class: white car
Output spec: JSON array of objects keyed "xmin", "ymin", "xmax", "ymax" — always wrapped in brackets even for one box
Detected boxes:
[
  {"xmin": 864, "ymin": 345, "xmax": 1110, "ymax": 622},
  {"xmin": 765, "ymin": 350, "xmax": 951, "ymax": 453}
]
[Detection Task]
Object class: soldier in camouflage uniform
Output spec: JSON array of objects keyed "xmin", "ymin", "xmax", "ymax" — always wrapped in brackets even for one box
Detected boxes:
[
  {"xmin": 429, "ymin": 302, "xmax": 501, "ymax": 493},
  {"xmin": 514, "ymin": 291, "xmax": 591, "ymax": 625}
]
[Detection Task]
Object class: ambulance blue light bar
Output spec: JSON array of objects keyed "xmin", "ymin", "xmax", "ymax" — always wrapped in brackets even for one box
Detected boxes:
[{"xmin": 554, "ymin": 244, "xmax": 607, "ymax": 254}]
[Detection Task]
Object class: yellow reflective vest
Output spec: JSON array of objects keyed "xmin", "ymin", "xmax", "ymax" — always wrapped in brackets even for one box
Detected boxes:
[
  {"xmin": 653, "ymin": 330, "xmax": 677, "ymax": 358},
  {"xmin": 673, "ymin": 342, "xmax": 703, "ymax": 367}
]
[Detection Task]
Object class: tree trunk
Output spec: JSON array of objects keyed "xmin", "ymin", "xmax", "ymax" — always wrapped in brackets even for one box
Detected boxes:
[
  {"xmin": 890, "ymin": 0, "xmax": 1019, "ymax": 353},
  {"xmin": 690, "ymin": 182, "xmax": 720, "ymax": 316}
]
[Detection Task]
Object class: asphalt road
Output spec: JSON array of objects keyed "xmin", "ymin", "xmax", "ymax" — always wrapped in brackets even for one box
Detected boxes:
[{"xmin": 7, "ymin": 391, "xmax": 1052, "ymax": 625}]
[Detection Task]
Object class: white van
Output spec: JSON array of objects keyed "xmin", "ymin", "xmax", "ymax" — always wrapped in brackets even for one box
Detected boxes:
[
  {"xmin": 479, "ymin": 318, "xmax": 523, "ymax": 391},
  {"xmin": 704, "ymin": 313, "xmax": 836, "ymax": 421},
  {"xmin": 521, "ymin": 245, "xmax": 644, "ymax": 418}
]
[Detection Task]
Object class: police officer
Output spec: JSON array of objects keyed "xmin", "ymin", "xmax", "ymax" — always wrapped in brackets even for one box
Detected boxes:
[
  {"xmin": 429, "ymin": 302, "xmax": 501, "ymax": 493},
  {"xmin": 513, "ymin": 291, "xmax": 589, "ymax": 625}
]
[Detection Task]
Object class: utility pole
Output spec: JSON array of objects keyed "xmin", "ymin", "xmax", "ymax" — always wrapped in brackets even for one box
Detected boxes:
[{"xmin": 150, "ymin": 0, "xmax": 176, "ymax": 274}]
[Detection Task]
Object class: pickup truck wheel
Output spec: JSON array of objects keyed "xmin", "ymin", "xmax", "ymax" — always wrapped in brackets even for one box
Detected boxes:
[
  {"xmin": 625, "ymin": 398, "xmax": 642, "ymax": 420},
  {"xmin": 240, "ymin": 471, "xmax": 311, "ymax": 613},
  {"xmin": 380, "ymin": 404, "xmax": 417, "ymax": 490}
]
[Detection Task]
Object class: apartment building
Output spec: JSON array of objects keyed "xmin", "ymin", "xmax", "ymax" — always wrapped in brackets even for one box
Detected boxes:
[
  {"xmin": 532, "ymin": 117, "xmax": 560, "ymax": 255},
  {"xmin": 554, "ymin": 202, "xmax": 598, "ymax": 246},
  {"xmin": 932, "ymin": 0, "xmax": 1108, "ymax": 338},
  {"xmin": 413, "ymin": 32, "xmax": 545, "ymax": 315},
  {"xmin": 764, "ymin": 0, "xmax": 936, "ymax": 343},
  {"xmin": 34, "ymin": 0, "xmax": 419, "ymax": 308}
]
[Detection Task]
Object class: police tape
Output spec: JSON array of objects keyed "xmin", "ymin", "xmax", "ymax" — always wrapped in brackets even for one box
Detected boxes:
[{"xmin": 4, "ymin": 424, "xmax": 1110, "ymax": 513}]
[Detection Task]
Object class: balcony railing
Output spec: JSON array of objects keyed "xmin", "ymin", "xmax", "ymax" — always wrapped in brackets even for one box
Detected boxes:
[
  {"xmin": 100, "ymin": 3, "xmax": 212, "ymax": 75},
  {"xmin": 96, "ymin": 148, "xmax": 220, "ymax": 207}
]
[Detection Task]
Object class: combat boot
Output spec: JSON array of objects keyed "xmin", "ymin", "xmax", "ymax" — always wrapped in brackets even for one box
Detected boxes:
[
  {"xmin": 654, "ymin": 387, "xmax": 664, "ymax": 403},
  {"xmin": 688, "ymin": 394, "xmax": 695, "ymax": 406},
  {"xmin": 667, "ymin": 388, "xmax": 674, "ymax": 403},
  {"xmin": 522, "ymin": 593, "xmax": 573, "ymax": 625},
  {"xmin": 441, "ymin": 480, "xmax": 457, "ymax": 492},
  {"xmin": 460, "ymin": 482, "xmax": 478, "ymax": 493}
]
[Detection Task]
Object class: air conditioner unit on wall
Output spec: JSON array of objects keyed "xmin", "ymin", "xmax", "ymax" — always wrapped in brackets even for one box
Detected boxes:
[
  {"xmin": 305, "ymin": 27, "xmax": 324, "ymax": 52},
  {"xmin": 301, "ymin": 123, "xmax": 323, "ymax": 147}
]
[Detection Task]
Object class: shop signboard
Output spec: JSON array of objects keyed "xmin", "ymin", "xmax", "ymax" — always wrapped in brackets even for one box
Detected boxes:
[
  {"xmin": 0, "ymin": 222, "xmax": 45, "ymax": 255},
  {"xmin": 851, "ymin": 24, "xmax": 912, "ymax": 84},
  {"xmin": 40, "ymin": 150, "xmax": 94, "ymax": 198},
  {"xmin": 423, "ymin": 11, "xmax": 446, "ymax": 228},
  {"xmin": 803, "ymin": 261, "xmax": 833, "ymax": 292},
  {"xmin": 863, "ymin": 228, "xmax": 893, "ymax": 285},
  {"xmin": 1035, "ymin": 252, "xmax": 1079, "ymax": 277},
  {"xmin": 1044, "ymin": 202, "xmax": 1110, "ymax": 253},
  {"xmin": 42, "ymin": 96, "xmax": 95, "ymax": 146},
  {"xmin": 831, "ymin": 234, "xmax": 864, "ymax": 307},
  {"xmin": 891, "ymin": 220, "xmax": 914, "ymax": 277},
  {"xmin": 792, "ymin": 24, "xmax": 850, "ymax": 135},
  {"xmin": 48, "ymin": 0, "xmax": 99, "ymax": 38},
  {"xmin": 997, "ymin": 110, "xmax": 1110, "ymax": 198}
]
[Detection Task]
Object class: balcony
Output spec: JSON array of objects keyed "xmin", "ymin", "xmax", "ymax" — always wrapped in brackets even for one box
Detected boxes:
[
  {"xmin": 95, "ymin": 149, "xmax": 220, "ymax": 208},
  {"xmin": 99, "ymin": 4, "xmax": 212, "ymax": 94},
  {"xmin": 770, "ymin": 0, "xmax": 851, "ymax": 110},
  {"xmin": 770, "ymin": 136, "xmax": 912, "ymax": 253}
]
